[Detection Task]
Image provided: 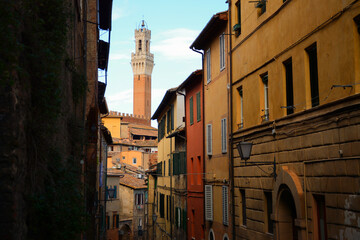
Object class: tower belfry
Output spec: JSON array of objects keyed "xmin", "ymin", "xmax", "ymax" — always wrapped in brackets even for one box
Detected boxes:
[{"xmin": 131, "ymin": 20, "xmax": 154, "ymax": 120}]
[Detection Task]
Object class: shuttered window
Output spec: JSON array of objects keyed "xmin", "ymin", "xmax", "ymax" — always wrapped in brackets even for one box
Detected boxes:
[
  {"xmin": 220, "ymin": 33, "xmax": 225, "ymax": 70},
  {"xmin": 222, "ymin": 186, "xmax": 229, "ymax": 225},
  {"xmin": 160, "ymin": 194, "xmax": 165, "ymax": 218},
  {"xmin": 207, "ymin": 124, "xmax": 213, "ymax": 155},
  {"xmin": 189, "ymin": 96, "xmax": 194, "ymax": 125},
  {"xmin": 221, "ymin": 118, "xmax": 227, "ymax": 153},
  {"xmin": 206, "ymin": 49, "xmax": 211, "ymax": 83},
  {"xmin": 196, "ymin": 92, "xmax": 201, "ymax": 122},
  {"xmin": 205, "ymin": 185, "xmax": 213, "ymax": 221},
  {"xmin": 171, "ymin": 104, "xmax": 174, "ymax": 130}
]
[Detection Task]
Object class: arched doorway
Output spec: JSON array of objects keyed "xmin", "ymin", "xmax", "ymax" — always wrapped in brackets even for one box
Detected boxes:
[
  {"xmin": 119, "ymin": 224, "xmax": 132, "ymax": 240},
  {"xmin": 277, "ymin": 185, "xmax": 298, "ymax": 240}
]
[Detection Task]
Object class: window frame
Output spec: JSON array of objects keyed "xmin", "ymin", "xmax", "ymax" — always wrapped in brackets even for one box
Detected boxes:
[
  {"xmin": 221, "ymin": 118, "xmax": 227, "ymax": 153},
  {"xmin": 220, "ymin": 33, "xmax": 225, "ymax": 70},
  {"xmin": 206, "ymin": 49, "xmax": 211, "ymax": 83},
  {"xmin": 205, "ymin": 185, "xmax": 213, "ymax": 221},
  {"xmin": 206, "ymin": 124, "xmax": 213, "ymax": 156},
  {"xmin": 196, "ymin": 92, "xmax": 201, "ymax": 122}
]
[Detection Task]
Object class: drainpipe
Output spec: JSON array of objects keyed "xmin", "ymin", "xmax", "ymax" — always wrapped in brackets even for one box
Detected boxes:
[
  {"xmin": 176, "ymin": 90, "xmax": 186, "ymax": 240},
  {"xmin": 82, "ymin": 0, "xmax": 89, "ymax": 239},
  {"xmin": 190, "ymin": 46, "xmax": 205, "ymax": 238},
  {"xmin": 227, "ymin": 1, "xmax": 236, "ymax": 239}
]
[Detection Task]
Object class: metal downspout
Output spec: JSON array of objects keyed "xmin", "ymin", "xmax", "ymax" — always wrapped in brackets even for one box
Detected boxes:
[
  {"xmin": 227, "ymin": 1, "xmax": 236, "ymax": 239},
  {"xmin": 82, "ymin": 0, "xmax": 88, "ymax": 239}
]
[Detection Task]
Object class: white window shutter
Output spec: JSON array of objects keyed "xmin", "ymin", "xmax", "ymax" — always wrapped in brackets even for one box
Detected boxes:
[
  {"xmin": 207, "ymin": 49, "xmax": 211, "ymax": 83},
  {"xmin": 222, "ymin": 186, "xmax": 229, "ymax": 225},
  {"xmin": 221, "ymin": 118, "xmax": 227, "ymax": 153},
  {"xmin": 205, "ymin": 185, "xmax": 213, "ymax": 221},
  {"xmin": 207, "ymin": 124, "xmax": 212, "ymax": 155}
]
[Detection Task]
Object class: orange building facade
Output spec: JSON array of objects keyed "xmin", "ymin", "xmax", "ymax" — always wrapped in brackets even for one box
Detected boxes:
[{"xmin": 180, "ymin": 70, "xmax": 204, "ymax": 240}]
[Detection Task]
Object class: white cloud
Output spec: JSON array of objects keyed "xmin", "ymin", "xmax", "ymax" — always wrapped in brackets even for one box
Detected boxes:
[
  {"xmin": 109, "ymin": 53, "xmax": 130, "ymax": 61},
  {"xmin": 112, "ymin": 4, "xmax": 129, "ymax": 21},
  {"xmin": 152, "ymin": 28, "xmax": 200, "ymax": 59},
  {"xmin": 107, "ymin": 89, "xmax": 133, "ymax": 103}
]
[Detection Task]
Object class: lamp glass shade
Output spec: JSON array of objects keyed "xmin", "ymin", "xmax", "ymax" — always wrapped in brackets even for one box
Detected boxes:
[
  {"xmin": 107, "ymin": 188, "xmax": 116, "ymax": 199},
  {"xmin": 237, "ymin": 142, "xmax": 253, "ymax": 160},
  {"xmin": 152, "ymin": 214, "xmax": 157, "ymax": 222}
]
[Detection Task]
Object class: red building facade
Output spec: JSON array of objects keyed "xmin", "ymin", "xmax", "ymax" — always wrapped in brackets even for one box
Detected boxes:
[{"xmin": 180, "ymin": 70, "xmax": 204, "ymax": 240}]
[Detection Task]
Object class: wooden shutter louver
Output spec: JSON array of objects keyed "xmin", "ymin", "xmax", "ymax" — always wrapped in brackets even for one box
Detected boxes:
[
  {"xmin": 222, "ymin": 186, "xmax": 229, "ymax": 225},
  {"xmin": 221, "ymin": 118, "xmax": 227, "ymax": 153},
  {"xmin": 205, "ymin": 185, "xmax": 213, "ymax": 221},
  {"xmin": 207, "ymin": 124, "xmax": 212, "ymax": 155}
]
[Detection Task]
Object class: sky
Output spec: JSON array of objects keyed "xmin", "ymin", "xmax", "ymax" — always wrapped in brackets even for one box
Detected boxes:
[{"xmin": 100, "ymin": 0, "xmax": 227, "ymax": 126}]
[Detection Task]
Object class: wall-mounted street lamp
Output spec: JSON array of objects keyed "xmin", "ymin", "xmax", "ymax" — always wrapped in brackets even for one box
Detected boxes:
[
  {"xmin": 107, "ymin": 188, "xmax": 116, "ymax": 199},
  {"xmin": 236, "ymin": 141, "xmax": 277, "ymax": 180}
]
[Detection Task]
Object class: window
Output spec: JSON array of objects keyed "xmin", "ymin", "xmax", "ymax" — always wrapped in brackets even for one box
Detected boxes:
[
  {"xmin": 122, "ymin": 156, "xmax": 125, "ymax": 160},
  {"xmin": 206, "ymin": 49, "xmax": 211, "ymax": 83},
  {"xmin": 175, "ymin": 207, "xmax": 181, "ymax": 228},
  {"xmin": 354, "ymin": 14, "xmax": 360, "ymax": 33},
  {"xmin": 139, "ymin": 218, "xmax": 142, "ymax": 227},
  {"xmin": 222, "ymin": 186, "xmax": 229, "ymax": 225},
  {"xmin": 135, "ymin": 193, "xmax": 144, "ymax": 205},
  {"xmin": 238, "ymin": 86, "xmax": 244, "ymax": 128},
  {"xmin": 163, "ymin": 161, "xmax": 166, "ymax": 176},
  {"xmin": 264, "ymin": 191, "xmax": 273, "ymax": 233},
  {"xmin": 160, "ymin": 193, "xmax": 165, "ymax": 218},
  {"xmin": 234, "ymin": 1, "xmax": 241, "ymax": 36},
  {"xmin": 106, "ymin": 215, "xmax": 110, "ymax": 230},
  {"xmin": 167, "ymin": 109, "xmax": 171, "ymax": 133},
  {"xmin": 220, "ymin": 34, "xmax": 225, "ymax": 70},
  {"xmin": 221, "ymin": 118, "xmax": 227, "ymax": 153},
  {"xmin": 196, "ymin": 92, "xmax": 201, "ymax": 122},
  {"xmin": 205, "ymin": 185, "xmax": 213, "ymax": 221},
  {"xmin": 158, "ymin": 117, "xmax": 166, "ymax": 141},
  {"xmin": 314, "ymin": 195, "xmax": 327, "ymax": 240},
  {"xmin": 240, "ymin": 189, "xmax": 246, "ymax": 226},
  {"xmin": 113, "ymin": 214, "xmax": 119, "ymax": 228},
  {"xmin": 133, "ymin": 158, "xmax": 137, "ymax": 164},
  {"xmin": 209, "ymin": 229, "xmax": 215, "ymax": 240},
  {"xmin": 171, "ymin": 104, "xmax": 174, "ymax": 130},
  {"xmin": 306, "ymin": 43, "xmax": 319, "ymax": 107},
  {"xmin": 284, "ymin": 58, "xmax": 294, "ymax": 115},
  {"xmin": 261, "ymin": 73, "xmax": 269, "ymax": 121},
  {"xmin": 189, "ymin": 96, "xmax": 194, "ymax": 125},
  {"xmin": 166, "ymin": 195, "xmax": 169, "ymax": 220},
  {"xmin": 138, "ymin": 40, "xmax": 142, "ymax": 51},
  {"xmin": 206, "ymin": 124, "xmax": 213, "ymax": 155}
]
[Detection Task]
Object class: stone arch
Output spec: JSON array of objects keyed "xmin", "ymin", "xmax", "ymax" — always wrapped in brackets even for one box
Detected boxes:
[
  {"xmin": 118, "ymin": 223, "xmax": 132, "ymax": 240},
  {"xmin": 273, "ymin": 166, "xmax": 306, "ymax": 240}
]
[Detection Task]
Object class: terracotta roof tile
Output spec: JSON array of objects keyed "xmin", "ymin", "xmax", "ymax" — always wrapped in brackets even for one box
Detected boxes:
[{"xmin": 119, "ymin": 173, "xmax": 147, "ymax": 189}]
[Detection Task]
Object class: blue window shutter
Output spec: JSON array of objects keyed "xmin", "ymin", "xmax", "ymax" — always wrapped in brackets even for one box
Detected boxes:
[{"xmin": 114, "ymin": 186, "xmax": 117, "ymax": 198}]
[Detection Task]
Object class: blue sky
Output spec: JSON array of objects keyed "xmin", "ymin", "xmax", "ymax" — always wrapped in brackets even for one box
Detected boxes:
[{"xmin": 101, "ymin": 0, "xmax": 227, "ymax": 124}]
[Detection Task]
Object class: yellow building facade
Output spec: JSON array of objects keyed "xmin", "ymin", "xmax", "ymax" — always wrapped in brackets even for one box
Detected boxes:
[
  {"xmin": 190, "ymin": 11, "xmax": 232, "ymax": 240},
  {"xmin": 151, "ymin": 87, "xmax": 187, "ymax": 240},
  {"xmin": 230, "ymin": 0, "xmax": 360, "ymax": 239}
]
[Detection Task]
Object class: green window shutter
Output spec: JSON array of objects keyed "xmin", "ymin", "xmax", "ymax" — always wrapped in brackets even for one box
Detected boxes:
[
  {"xmin": 168, "ymin": 159, "xmax": 171, "ymax": 176},
  {"xmin": 167, "ymin": 110, "xmax": 170, "ymax": 133},
  {"xmin": 196, "ymin": 92, "xmax": 201, "ymax": 122},
  {"xmin": 175, "ymin": 207, "xmax": 178, "ymax": 228},
  {"xmin": 171, "ymin": 105, "xmax": 174, "ymax": 130},
  {"xmin": 182, "ymin": 209, "xmax": 187, "ymax": 230},
  {"xmin": 189, "ymin": 96, "xmax": 193, "ymax": 125}
]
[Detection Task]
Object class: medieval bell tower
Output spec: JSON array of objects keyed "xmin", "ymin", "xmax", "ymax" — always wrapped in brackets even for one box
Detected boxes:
[{"xmin": 131, "ymin": 20, "xmax": 154, "ymax": 120}]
